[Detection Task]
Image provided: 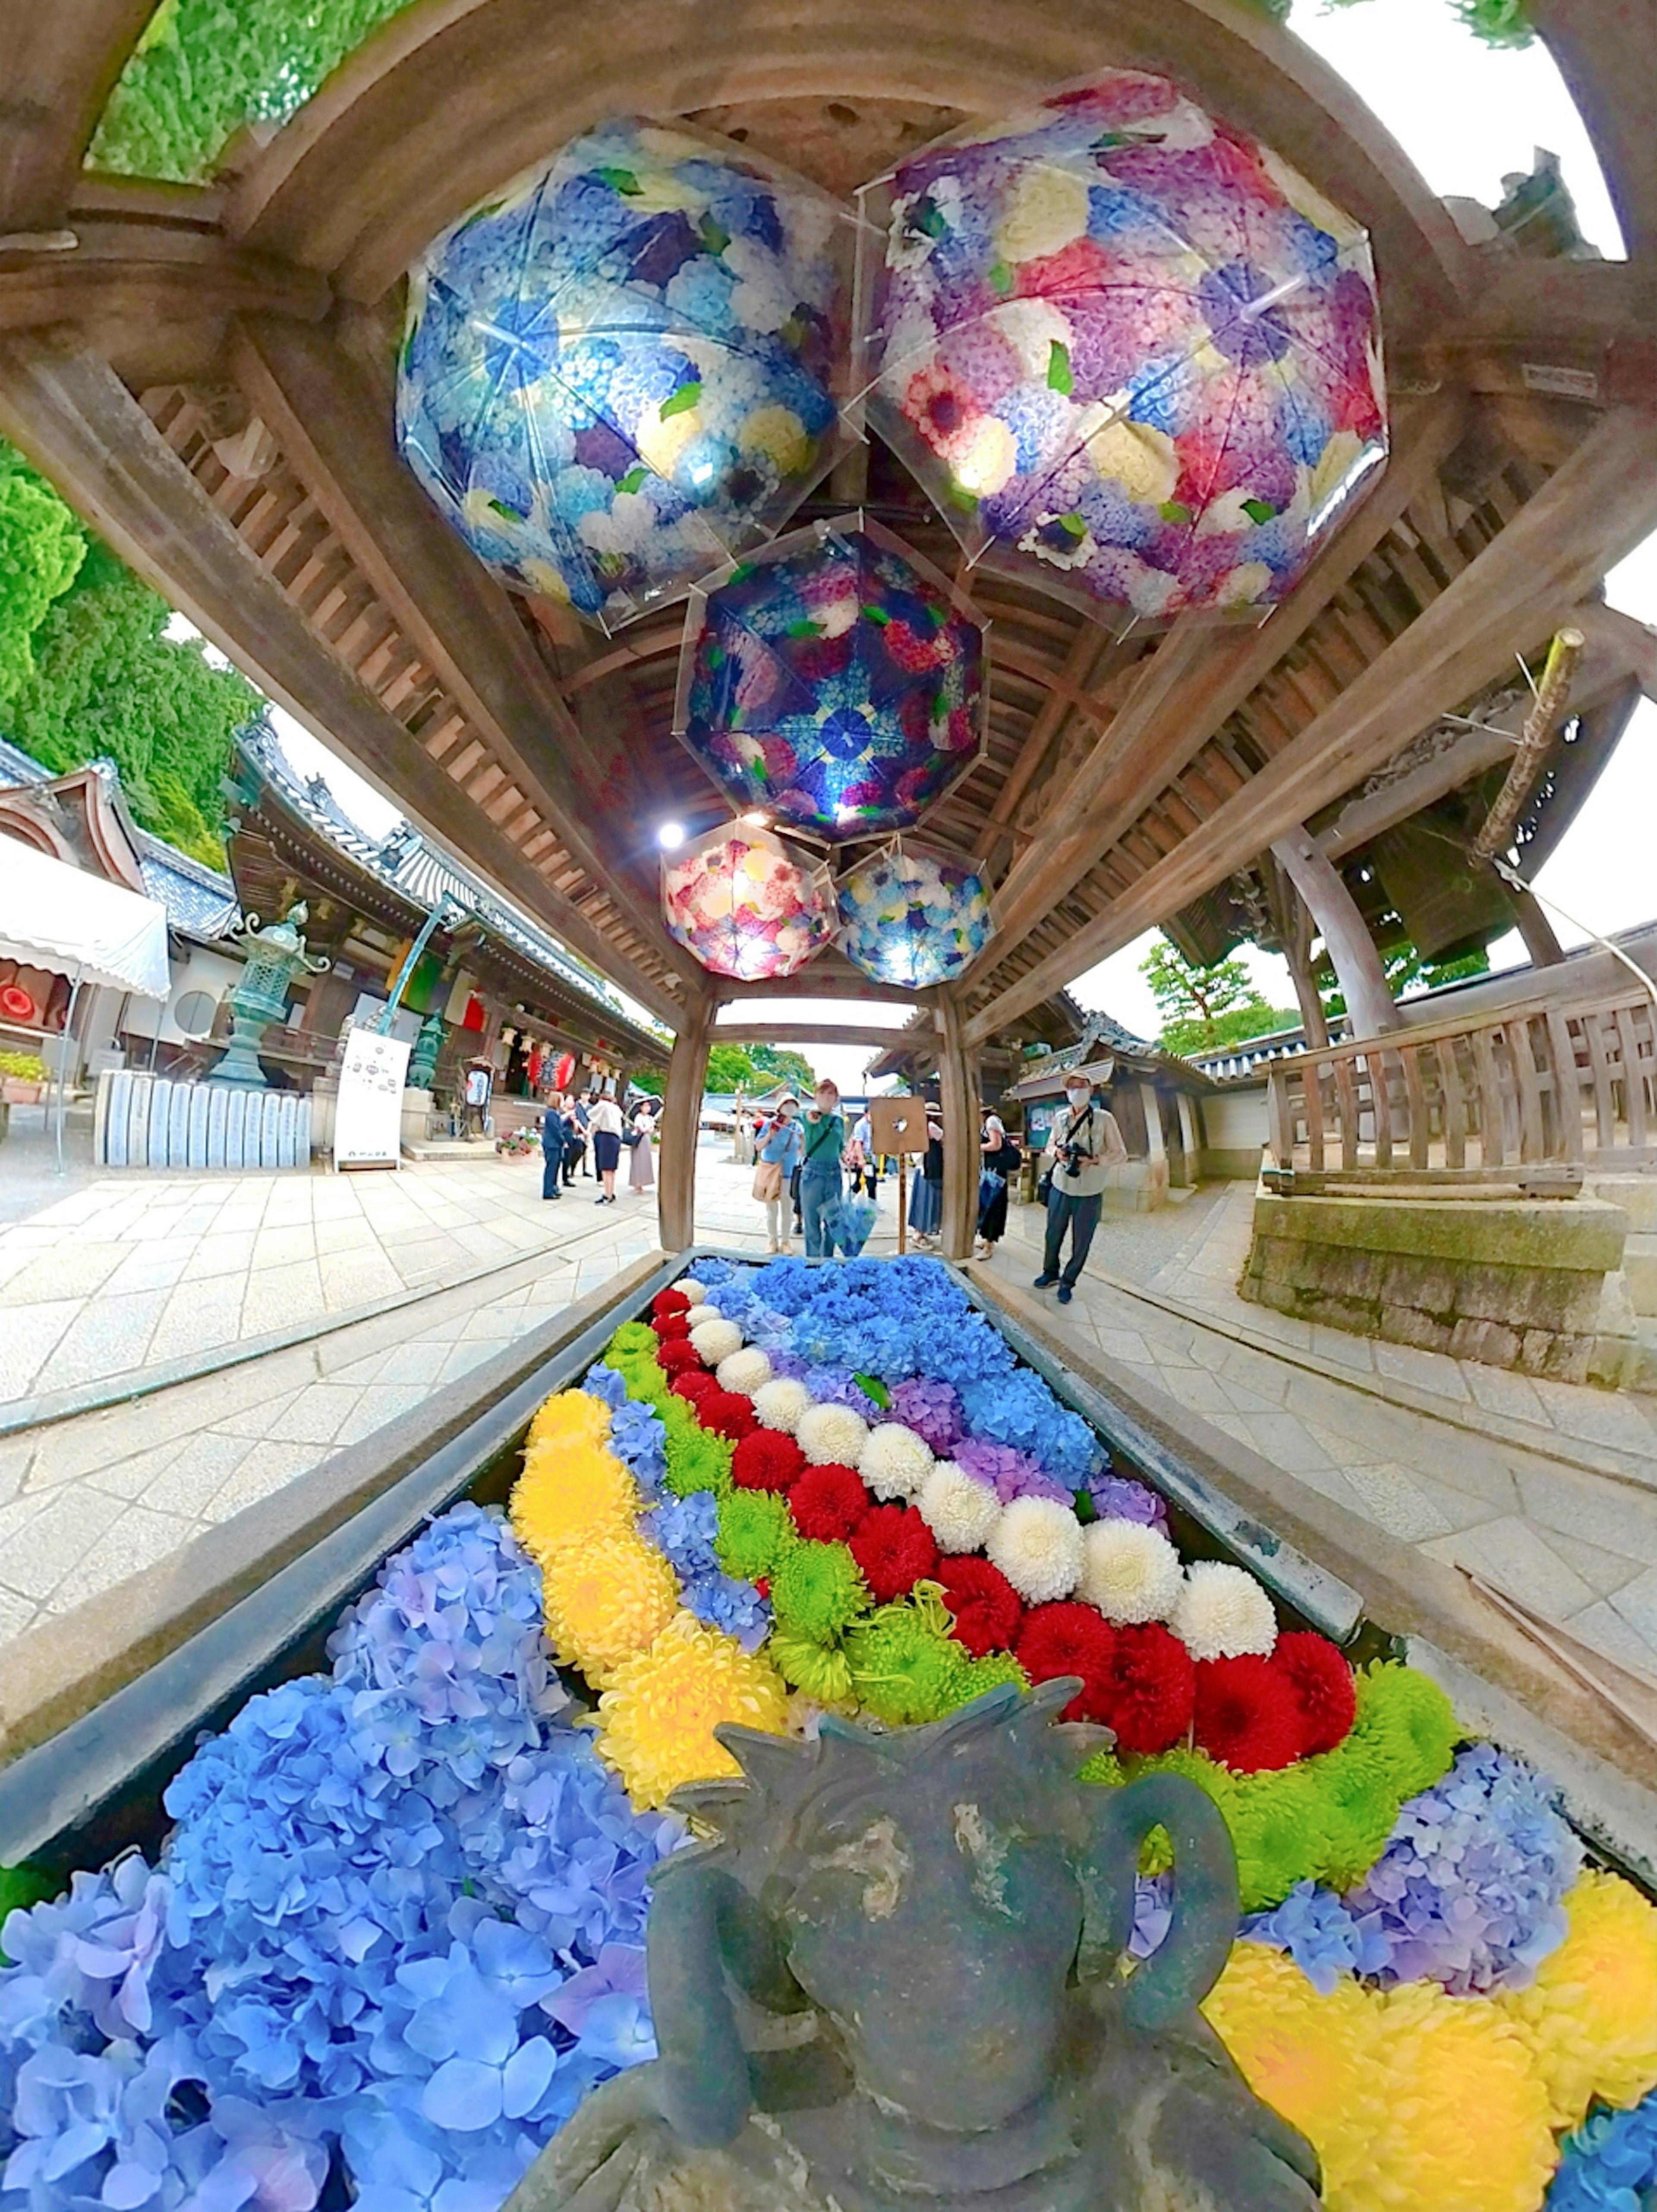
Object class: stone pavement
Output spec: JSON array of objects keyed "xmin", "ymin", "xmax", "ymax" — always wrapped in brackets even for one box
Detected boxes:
[{"xmin": 985, "ymin": 1182, "xmax": 1657, "ymax": 1681}]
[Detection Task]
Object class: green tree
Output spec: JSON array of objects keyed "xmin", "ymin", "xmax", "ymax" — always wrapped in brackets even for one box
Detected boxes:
[
  {"xmin": 1141, "ymin": 937, "xmax": 1277, "ymax": 1055},
  {"xmin": 0, "ymin": 445, "xmax": 88, "ymax": 695},
  {"xmin": 629, "ymin": 1069, "xmax": 665, "ymax": 1097},
  {"xmin": 704, "ymin": 1043, "xmax": 760, "ymax": 1094},
  {"xmin": 1321, "ymin": 942, "xmax": 1490, "ymax": 1017},
  {"xmin": 747, "ymin": 1041, "xmax": 816, "ymax": 1092}
]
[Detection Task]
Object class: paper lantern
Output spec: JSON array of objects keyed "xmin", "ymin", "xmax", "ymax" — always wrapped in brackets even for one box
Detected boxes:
[
  {"xmin": 662, "ymin": 824, "xmax": 833, "ymax": 981},
  {"xmin": 397, "ymin": 118, "xmax": 852, "ymax": 633},
  {"xmin": 674, "ymin": 515, "xmax": 988, "ymax": 842},
  {"xmin": 856, "ymin": 72, "xmax": 1386, "ymax": 623},
  {"xmin": 836, "ymin": 841, "xmax": 994, "ymax": 987}
]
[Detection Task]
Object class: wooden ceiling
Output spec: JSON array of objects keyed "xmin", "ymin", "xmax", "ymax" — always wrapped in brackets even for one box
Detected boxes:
[{"xmin": 1, "ymin": 0, "xmax": 1653, "ymax": 1051}]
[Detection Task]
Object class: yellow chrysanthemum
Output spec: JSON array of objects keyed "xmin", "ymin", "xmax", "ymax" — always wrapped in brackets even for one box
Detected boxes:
[
  {"xmin": 595, "ymin": 1612, "xmax": 790, "ymax": 1811},
  {"xmin": 1203, "ymin": 1947, "xmax": 1555, "ymax": 2212},
  {"xmin": 510, "ymin": 1437, "xmax": 639, "ymax": 1564},
  {"xmin": 525, "ymin": 1388, "xmax": 611, "ymax": 1453},
  {"xmin": 1497, "ymin": 1869, "xmax": 1657, "ymax": 2129},
  {"xmin": 539, "ymin": 1530, "xmax": 679, "ymax": 1686},
  {"xmin": 1202, "ymin": 1946, "xmax": 1384, "ymax": 2209}
]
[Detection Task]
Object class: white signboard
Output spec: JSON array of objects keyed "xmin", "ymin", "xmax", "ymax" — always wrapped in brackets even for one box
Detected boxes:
[{"xmin": 334, "ymin": 1025, "xmax": 411, "ymax": 1171}]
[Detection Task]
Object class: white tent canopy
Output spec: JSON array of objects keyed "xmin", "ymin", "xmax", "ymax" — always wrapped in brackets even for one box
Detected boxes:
[{"xmin": 0, "ymin": 835, "xmax": 170, "ymax": 999}]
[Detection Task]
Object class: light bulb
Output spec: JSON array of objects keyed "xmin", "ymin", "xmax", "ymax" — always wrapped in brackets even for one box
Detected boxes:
[{"xmin": 657, "ymin": 821, "xmax": 686, "ymax": 850}]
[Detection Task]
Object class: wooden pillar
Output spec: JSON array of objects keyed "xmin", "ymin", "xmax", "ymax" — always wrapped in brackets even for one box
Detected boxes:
[
  {"xmin": 1508, "ymin": 882, "xmax": 1568, "ymax": 968},
  {"xmin": 658, "ymin": 995, "xmax": 714, "ymax": 1252},
  {"xmin": 1270, "ymin": 826, "xmax": 1399, "ymax": 1040},
  {"xmin": 938, "ymin": 997, "xmax": 979, "ymax": 1261}
]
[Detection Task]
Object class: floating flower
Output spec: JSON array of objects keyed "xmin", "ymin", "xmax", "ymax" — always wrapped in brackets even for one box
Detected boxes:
[
  {"xmin": 688, "ymin": 1316, "xmax": 744, "ymax": 1366},
  {"xmin": 698, "ymin": 1389, "xmax": 757, "ymax": 1441},
  {"xmin": 1271, "ymin": 1631, "xmax": 1356, "ymax": 1757},
  {"xmin": 715, "ymin": 1489, "xmax": 797, "ymax": 1583},
  {"xmin": 788, "ymin": 1462, "xmax": 872, "ymax": 1542},
  {"xmin": 797, "ymin": 1402, "xmax": 871, "ymax": 1468},
  {"xmin": 859, "ymin": 1421, "xmax": 935, "ymax": 1502},
  {"xmin": 1014, "ymin": 1603, "xmax": 1114, "ymax": 1722},
  {"xmin": 1192, "ymin": 1655, "xmax": 1303, "ymax": 1773},
  {"xmin": 1346, "ymin": 1660, "xmax": 1458, "ymax": 1802},
  {"xmin": 753, "ymin": 1376, "xmax": 813, "ymax": 1433},
  {"xmin": 1547, "ymin": 2087, "xmax": 1657, "ymax": 2210},
  {"xmin": 1170, "ymin": 1560, "xmax": 1278, "ymax": 1661},
  {"xmin": 1091, "ymin": 1621, "xmax": 1195, "ymax": 1755},
  {"xmin": 770, "ymin": 1539, "xmax": 871, "ymax": 1642},
  {"xmin": 652, "ymin": 1289, "xmax": 691, "ymax": 1319},
  {"xmin": 717, "ymin": 1346, "xmax": 773, "ymax": 1396},
  {"xmin": 595, "ymin": 1614, "xmax": 791, "ymax": 1810},
  {"xmin": 844, "ymin": 1594, "xmax": 970, "ymax": 1726},
  {"xmin": 658, "ymin": 1337, "xmax": 705, "ymax": 1376},
  {"xmin": 1077, "ymin": 1517, "xmax": 1182, "ymax": 1624},
  {"xmin": 512, "ymin": 1436, "xmax": 640, "ymax": 1563},
  {"xmin": 539, "ymin": 1531, "xmax": 680, "ymax": 1684},
  {"xmin": 652, "ymin": 1310, "xmax": 692, "ymax": 1341},
  {"xmin": 986, "ymin": 1496, "xmax": 1084, "ymax": 1604},
  {"xmin": 1241, "ymin": 1880, "xmax": 1391, "ymax": 1996},
  {"xmin": 849, "ymin": 1504, "xmax": 938, "ymax": 1604},
  {"xmin": 681, "ymin": 1282, "xmax": 709, "ymax": 1307},
  {"xmin": 1498, "ymin": 1870, "xmax": 1657, "ymax": 2130},
  {"xmin": 1082, "ymin": 1471, "xmax": 1169, "ymax": 1535},
  {"xmin": 526, "ymin": 1388, "xmax": 611, "ymax": 1453},
  {"xmin": 769, "ymin": 1626, "xmax": 857, "ymax": 1705},
  {"xmin": 917, "ymin": 1460, "xmax": 1003, "ymax": 1554},
  {"xmin": 886, "ymin": 1377, "xmax": 965, "ymax": 1454},
  {"xmin": 672, "ymin": 1369, "xmax": 720, "ymax": 1406},
  {"xmin": 933, "ymin": 1554, "xmax": 1024, "ymax": 1657},
  {"xmin": 731, "ymin": 1427, "xmax": 805, "ymax": 1494}
]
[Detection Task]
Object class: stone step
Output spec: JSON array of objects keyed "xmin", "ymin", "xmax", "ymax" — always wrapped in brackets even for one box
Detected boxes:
[
  {"xmin": 1632, "ymin": 1318, "xmax": 1657, "ymax": 1397},
  {"xmin": 1625, "ymin": 1231, "xmax": 1657, "ymax": 1317},
  {"xmin": 1585, "ymin": 1175, "xmax": 1657, "ymax": 1235}
]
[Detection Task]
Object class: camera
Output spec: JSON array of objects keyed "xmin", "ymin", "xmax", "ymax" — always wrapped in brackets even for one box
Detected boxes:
[{"xmin": 1059, "ymin": 1137, "xmax": 1090, "ymax": 1173}]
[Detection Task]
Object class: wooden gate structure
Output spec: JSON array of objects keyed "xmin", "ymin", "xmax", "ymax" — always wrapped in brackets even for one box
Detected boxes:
[{"xmin": 0, "ymin": 0, "xmax": 1653, "ymax": 1252}]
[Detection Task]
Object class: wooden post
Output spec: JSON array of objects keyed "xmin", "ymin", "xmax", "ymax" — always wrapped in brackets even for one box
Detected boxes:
[
  {"xmin": 657, "ymin": 995, "xmax": 714, "ymax": 1253},
  {"xmin": 1270, "ymin": 825, "xmax": 1400, "ymax": 1041},
  {"xmin": 898, "ymin": 1153, "xmax": 907, "ymax": 1254},
  {"xmin": 938, "ymin": 996, "xmax": 979, "ymax": 1261}
]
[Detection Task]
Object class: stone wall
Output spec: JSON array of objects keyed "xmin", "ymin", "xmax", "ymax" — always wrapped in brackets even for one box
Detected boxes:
[{"xmin": 1239, "ymin": 1191, "xmax": 1633, "ymax": 1384}]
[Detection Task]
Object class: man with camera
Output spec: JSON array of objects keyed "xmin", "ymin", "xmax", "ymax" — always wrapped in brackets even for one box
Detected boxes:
[{"xmin": 1034, "ymin": 1074, "xmax": 1128, "ymax": 1304}]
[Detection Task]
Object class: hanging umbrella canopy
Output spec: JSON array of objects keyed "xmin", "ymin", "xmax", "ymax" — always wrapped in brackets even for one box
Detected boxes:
[
  {"xmin": 661, "ymin": 822, "xmax": 832, "ymax": 981},
  {"xmin": 674, "ymin": 514, "xmax": 988, "ymax": 842},
  {"xmin": 0, "ymin": 837, "xmax": 170, "ymax": 997},
  {"xmin": 397, "ymin": 117, "xmax": 853, "ymax": 634},
  {"xmin": 856, "ymin": 72, "xmax": 1386, "ymax": 624},
  {"xmin": 836, "ymin": 841, "xmax": 994, "ymax": 987}
]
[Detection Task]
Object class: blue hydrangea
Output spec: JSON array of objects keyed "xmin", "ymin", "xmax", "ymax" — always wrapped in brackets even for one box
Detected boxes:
[
  {"xmin": 1241, "ymin": 1881, "xmax": 1392, "ymax": 1995},
  {"xmin": 1545, "ymin": 2086, "xmax": 1657, "ymax": 2210},
  {"xmin": 957, "ymin": 1372, "xmax": 1099, "ymax": 1485},
  {"xmin": 581, "ymin": 1361, "xmax": 629, "ymax": 1411}
]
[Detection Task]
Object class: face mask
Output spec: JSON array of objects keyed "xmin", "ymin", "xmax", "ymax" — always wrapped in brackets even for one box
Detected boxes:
[{"xmin": 1067, "ymin": 1092, "xmax": 1090, "ymax": 1111}]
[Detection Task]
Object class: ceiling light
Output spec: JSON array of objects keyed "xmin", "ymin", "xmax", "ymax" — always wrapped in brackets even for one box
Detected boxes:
[{"xmin": 656, "ymin": 821, "xmax": 686, "ymax": 851}]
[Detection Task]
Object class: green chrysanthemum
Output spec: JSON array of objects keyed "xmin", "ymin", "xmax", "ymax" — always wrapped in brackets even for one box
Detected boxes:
[
  {"xmin": 1123, "ymin": 1746, "xmax": 1241, "ymax": 1878},
  {"xmin": 716, "ymin": 1489, "xmax": 797, "ymax": 1582},
  {"xmin": 950, "ymin": 1651, "xmax": 1031, "ymax": 1708},
  {"xmin": 770, "ymin": 1539, "xmax": 870, "ymax": 1643},
  {"xmin": 1348, "ymin": 1661, "xmax": 1458, "ymax": 1800},
  {"xmin": 769, "ymin": 1626, "xmax": 856, "ymax": 1705},
  {"xmin": 845, "ymin": 1598, "xmax": 969, "ymax": 1726},
  {"xmin": 608, "ymin": 1320, "xmax": 658, "ymax": 1361},
  {"xmin": 664, "ymin": 1417, "xmax": 734, "ymax": 1500},
  {"xmin": 1077, "ymin": 1746, "xmax": 1127, "ymax": 1790}
]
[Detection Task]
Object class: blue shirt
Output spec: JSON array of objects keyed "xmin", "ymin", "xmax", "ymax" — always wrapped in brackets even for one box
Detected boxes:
[{"xmin": 757, "ymin": 1118, "xmax": 802, "ymax": 1171}]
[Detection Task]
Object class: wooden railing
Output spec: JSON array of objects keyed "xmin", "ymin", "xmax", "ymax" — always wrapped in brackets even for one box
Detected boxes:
[{"xmin": 1265, "ymin": 985, "xmax": 1657, "ymax": 1183}]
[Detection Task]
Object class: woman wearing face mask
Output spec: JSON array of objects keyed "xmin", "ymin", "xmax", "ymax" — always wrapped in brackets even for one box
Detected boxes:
[
  {"xmin": 753, "ymin": 1095, "xmax": 803, "ymax": 1254},
  {"xmin": 1035, "ymin": 1077, "xmax": 1128, "ymax": 1302}
]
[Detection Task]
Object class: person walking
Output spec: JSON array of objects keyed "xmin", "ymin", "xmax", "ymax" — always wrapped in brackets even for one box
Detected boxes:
[
  {"xmin": 909, "ymin": 1107, "xmax": 944, "ymax": 1245},
  {"xmin": 975, "ymin": 1111, "xmax": 1020, "ymax": 1259},
  {"xmin": 539, "ymin": 1101, "xmax": 565, "ymax": 1202},
  {"xmin": 588, "ymin": 1087, "xmax": 624, "ymax": 1205},
  {"xmin": 753, "ymin": 1095, "xmax": 802, "ymax": 1253},
  {"xmin": 1034, "ymin": 1076, "xmax": 1128, "ymax": 1304},
  {"xmin": 627, "ymin": 1101, "xmax": 655, "ymax": 1195},
  {"xmin": 799, "ymin": 1079, "xmax": 846, "ymax": 1259},
  {"xmin": 848, "ymin": 1104, "xmax": 879, "ymax": 1198}
]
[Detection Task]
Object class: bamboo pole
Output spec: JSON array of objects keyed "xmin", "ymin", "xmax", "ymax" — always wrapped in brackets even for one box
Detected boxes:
[{"xmin": 1474, "ymin": 625, "xmax": 1585, "ymax": 860}]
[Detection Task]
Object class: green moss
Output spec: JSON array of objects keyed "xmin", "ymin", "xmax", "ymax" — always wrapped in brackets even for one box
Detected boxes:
[
  {"xmin": 715, "ymin": 1490, "xmax": 796, "ymax": 1583},
  {"xmin": 769, "ymin": 1540, "xmax": 869, "ymax": 1643}
]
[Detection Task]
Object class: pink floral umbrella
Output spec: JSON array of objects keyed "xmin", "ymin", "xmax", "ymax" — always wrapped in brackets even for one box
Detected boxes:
[
  {"xmin": 661, "ymin": 823, "xmax": 833, "ymax": 980},
  {"xmin": 855, "ymin": 72, "xmax": 1387, "ymax": 624}
]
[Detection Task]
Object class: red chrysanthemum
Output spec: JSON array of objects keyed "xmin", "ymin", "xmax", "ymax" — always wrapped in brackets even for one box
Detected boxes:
[
  {"xmin": 698, "ymin": 1390, "xmax": 756, "ymax": 1442},
  {"xmin": 670, "ymin": 1369, "xmax": 719, "ymax": 1405},
  {"xmin": 935, "ymin": 1556, "xmax": 1024, "ymax": 1659},
  {"xmin": 652, "ymin": 1311, "xmax": 692, "ymax": 1342},
  {"xmin": 850, "ymin": 1505, "xmax": 937, "ymax": 1605},
  {"xmin": 657, "ymin": 1338, "xmax": 704, "ymax": 1376},
  {"xmin": 1093, "ymin": 1623, "xmax": 1194, "ymax": 1755},
  {"xmin": 652, "ymin": 1288, "xmax": 692, "ymax": 1317},
  {"xmin": 788, "ymin": 1462, "xmax": 871, "ymax": 1543},
  {"xmin": 731, "ymin": 1428, "xmax": 805, "ymax": 1494},
  {"xmin": 1270, "ymin": 1631, "xmax": 1357, "ymax": 1757},
  {"xmin": 1192, "ymin": 1655, "xmax": 1303, "ymax": 1774},
  {"xmin": 1015, "ymin": 1604, "xmax": 1115, "ymax": 1723}
]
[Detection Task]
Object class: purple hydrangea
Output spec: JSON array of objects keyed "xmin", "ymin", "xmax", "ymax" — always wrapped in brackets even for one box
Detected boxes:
[
  {"xmin": 886, "ymin": 1377, "xmax": 965, "ymax": 1454},
  {"xmin": 1083, "ymin": 1472, "xmax": 1169, "ymax": 1535},
  {"xmin": 955, "ymin": 1437, "xmax": 1072, "ymax": 1506}
]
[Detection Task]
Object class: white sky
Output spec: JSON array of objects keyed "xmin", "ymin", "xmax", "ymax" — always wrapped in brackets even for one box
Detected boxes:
[{"xmin": 214, "ymin": 4, "xmax": 1654, "ymax": 1067}]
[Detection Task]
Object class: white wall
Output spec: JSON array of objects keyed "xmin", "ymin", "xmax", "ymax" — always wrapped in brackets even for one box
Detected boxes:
[{"xmin": 121, "ymin": 946, "xmax": 244, "ymax": 1045}]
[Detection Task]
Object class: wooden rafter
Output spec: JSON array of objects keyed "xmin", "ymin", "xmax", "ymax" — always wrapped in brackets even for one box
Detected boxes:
[{"xmin": 0, "ymin": 0, "xmax": 152, "ymax": 233}]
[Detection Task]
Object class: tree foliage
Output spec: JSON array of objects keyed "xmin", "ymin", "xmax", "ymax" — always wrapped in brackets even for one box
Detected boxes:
[
  {"xmin": 747, "ymin": 1041, "xmax": 816, "ymax": 1093},
  {"xmin": 91, "ymin": 0, "xmax": 419, "ymax": 183},
  {"xmin": 1140, "ymin": 937, "xmax": 1301, "ymax": 1058},
  {"xmin": 0, "ymin": 439, "xmax": 260, "ymax": 865},
  {"xmin": 1321, "ymin": 943, "xmax": 1490, "ymax": 1017}
]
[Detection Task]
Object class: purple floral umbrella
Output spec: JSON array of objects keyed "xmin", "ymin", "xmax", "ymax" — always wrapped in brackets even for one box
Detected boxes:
[
  {"xmin": 855, "ymin": 72, "xmax": 1387, "ymax": 624},
  {"xmin": 672, "ymin": 514, "xmax": 988, "ymax": 842}
]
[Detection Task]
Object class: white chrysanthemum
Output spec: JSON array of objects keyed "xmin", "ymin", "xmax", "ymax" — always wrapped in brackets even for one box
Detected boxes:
[
  {"xmin": 688, "ymin": 1316, "xmax": 743, "ymax": 1366},
  {"xmin": 717, "ymin": 1346, "xmax": 773, "ymax": 1397},
  {"xmin": 681, "ymin": 1281, "xmax": 708, "ymax": 1306},
  {"xmin": 753, "ymin": 1377, "xmax": 813, "ymax": 1435},
  {"xmin": 918, "ymin": 1462, "xmax": 1001, "ymax": 1555},
  {"xmin": 1079, "ymin": 1518, "xmax": 1184, "ymax": 1625},
  {"xmin": 796, "ymin": 1402, "xmax": 870, "ymax": 1469},
  {"xmin": 1170, "ymin": 1560, "xmax": 1278, "ymax": 1661},
  {"xmin": 986, "ymin": 1497, "xmax": 1084, "ymax": 1605},
  {"xmin": 859, "ymin": 1423, "xmax": 935, "ymax": 1502}
]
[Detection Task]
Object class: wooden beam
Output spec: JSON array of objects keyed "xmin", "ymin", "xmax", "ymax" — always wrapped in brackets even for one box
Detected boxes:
[
  {"xmin": 1271, "ymin": 826, "xmax": 1400, "ymax": 1037},
  {"xmin": 658, "ymin": 992, "xmax": 715, "ymax": 1250},
  {"xmin": 1573, "ymin": 601, "xmax": 1657, "ymax": 704},
  {"xmin": 0, "ymin": 0, "xmax": 152, "ymax": 234},
  {"xmin": 0, "ymin": 218, "xmax": 331, "ymax": 331},
  {"xmin": 963, "ymin": 404, "xmax": 1657, "ymax": 1043},
  {"xmin": 233, "ymin": 318, "xmax": 702, "ymax": 991},
  {"xmin": 714, "ymin": 975, "xmax": 931, "ymax": 1010},
  {"xmin": 0, "ymin": 330, "xmax": 686, "ymax": 1028},
  {"xmin": 711, "ymin": 1023, "xmax": 920, "ymax": 1052},
  {"xmin": 1318, "ymin": 725, "xmax": 1516, "ymax": 862},
  {"xmin": 974, "ymin": 393, "xmax": 1469, "ymax": 969}
]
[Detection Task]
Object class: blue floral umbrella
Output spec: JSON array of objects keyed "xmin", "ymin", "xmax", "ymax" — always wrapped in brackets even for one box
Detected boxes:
[
  {"xmin": 397, "ymin": 119, "xmax": 852, "ymax": 633},
  {"xmin": 836, "ymin": 839, "xmax": 994, "ymax": 986},
  {"xmin": 673, "ymin": 514, "xmax": 988, "ymax": 842}
]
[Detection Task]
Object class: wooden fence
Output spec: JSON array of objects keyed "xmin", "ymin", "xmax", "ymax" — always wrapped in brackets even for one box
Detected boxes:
[{"xmin": 1265, "ymin": 985, "xmax": 1657, "ymax": 1183}]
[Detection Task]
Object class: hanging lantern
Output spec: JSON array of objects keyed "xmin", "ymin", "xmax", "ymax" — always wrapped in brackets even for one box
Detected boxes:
[
  {"xmin": 674, "ymin": 514, "xmax": 988, "ymax": 842},
  {"xmin": 397, "ymin": 118, "xmax": 853, "ymax": 634},
  {"xmin": 855, "ymin": 72, "xmax": 1386, "ymax": 623},
  {"xmin": 835, "ymin": 840, "xmax": 995, "ymax": 988},
  {"xmin": 662, "ymin": 823, "xmax": 833, "ymax": 981}
]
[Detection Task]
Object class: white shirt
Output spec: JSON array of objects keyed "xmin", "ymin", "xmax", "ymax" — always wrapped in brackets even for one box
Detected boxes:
[
  {"xmin": 588, "ymin": 1099, "xmax": 623, "ymax": 1138},
  {"xmin": 1046, "ymin": 1100, "xmax": 1128, "ymax": 1197}
]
